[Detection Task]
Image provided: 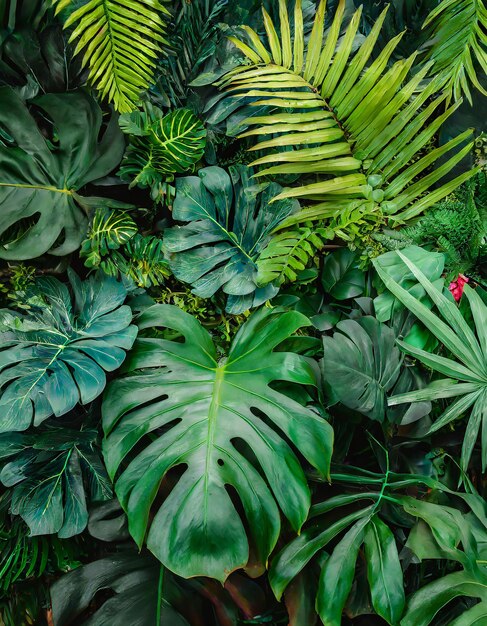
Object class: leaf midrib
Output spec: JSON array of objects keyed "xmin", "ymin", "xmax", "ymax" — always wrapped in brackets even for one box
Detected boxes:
[{"xmin": 203, "ymin": 364, "xmax": 225, "ymax": 525}]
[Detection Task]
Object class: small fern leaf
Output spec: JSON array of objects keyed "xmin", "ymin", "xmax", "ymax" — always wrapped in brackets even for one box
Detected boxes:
[
  {"xmin": 53, "ymin": 0, "xmax": 170, "ymax": 113},
  {"xmin": 423, "ymin": 0, "xmax": 487, "ymax": 103},
  {"xmin": 257, "ymin": 227, "xmax": 327, "ymax": 285},
  {"xmin": 119, "ymin": 108, "xmax": 206, "ymax": 189}
]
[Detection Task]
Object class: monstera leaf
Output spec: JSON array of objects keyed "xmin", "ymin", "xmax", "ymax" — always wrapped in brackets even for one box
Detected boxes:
[
  {"xmin": 0, "ymin": 427, "xmax": 111, "ymax": 537},
  {"xmin": 102, "ymin": 305, "xmax": 333, "ymax": 581},
  {"xmin": 119, "ymin": 106, "xmax": 206, "ymax": 189},
  {"xmin": 0, "ymin": 87, "xmax": 125, "ymax": 260},
  {"xmin": 322, "ymin": 316, "xmax": 430, "ymax": 423},
  {"xmin": 51, "ymin": 550, "xmax": 266, "ymax": 626},
  {"xmin": 0, "ymin": 270, "xmax": 137, "ymax": 432},
  {"xmin": 164, "ymin": 165, "xmax": 299, "ymax": 313}
]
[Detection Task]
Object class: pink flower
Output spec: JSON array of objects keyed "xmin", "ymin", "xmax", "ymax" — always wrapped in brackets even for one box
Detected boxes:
[{"xmin": 449, "ymin": 274, "xmax": 469, "ymax": 301}]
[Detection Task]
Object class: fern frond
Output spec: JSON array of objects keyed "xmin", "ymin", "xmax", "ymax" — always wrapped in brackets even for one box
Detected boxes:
[
  {"xmin": 257, "ymin": 226, "xmax": 327, "ymax": 285},
  {"xmin": 422, "ymin": 0, "xmax": 487, "ymax": 104},
  {"xmin": 53, "ymin": 0, "xmax": 170, "ymax": 113},
  {"xmin": 218, "ymin": 0, "xmax": 478, "ymax": 230},
  {"xmin": 119, "ymin": 106, "xmax": 206, "ymax": 189}
]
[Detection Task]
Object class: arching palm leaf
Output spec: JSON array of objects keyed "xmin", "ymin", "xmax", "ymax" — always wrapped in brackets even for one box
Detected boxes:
[
  {"xmin": 422, "ymin": 0, "xmax": 487, "ymax": 104},
  {"xmin": 53, "ymin": 0, "xmax": 170, "ymax": 113},
  {"xmin": 217, "ymin": 0, "xmax": 478, "ymax": 230}
]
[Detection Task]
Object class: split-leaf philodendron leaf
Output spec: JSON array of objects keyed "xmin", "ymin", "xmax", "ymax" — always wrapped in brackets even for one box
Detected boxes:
[
  {"xmin": 164, "ymin": 165, "xmax": 299, "ymax": 313},
  {"xmin": 0, "ymin": 87, "xmax": 125, "ymax": 260},
  {"xmin": 102, "ymin": 304, "xmax": 333, "ymax": 581}
]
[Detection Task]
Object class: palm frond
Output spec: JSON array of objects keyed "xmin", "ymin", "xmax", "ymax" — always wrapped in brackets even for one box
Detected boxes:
[
  {"xmin": 422, "ymin": 0, "xmax": 487, "ymax": 104},
  {"xmin": 256, "ymin": 226, "xmax": 327, "ymax": 285},
  {"xmin": 153, "ymin": 0, "xmax": 229, "ymax": 107},
  {"xmin": 53, "ymin": 0, "xmax": 170, "ymax": 113},
  {"xmin": 217, "ymin": 0, "xmax": 478, "ymax": 232}
]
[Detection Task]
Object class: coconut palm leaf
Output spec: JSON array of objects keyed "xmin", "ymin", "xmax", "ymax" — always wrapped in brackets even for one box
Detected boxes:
[
  {"xmin": 422, "ymin": 0, "xmax": 487, "ymax": 104},
  {"xmin": 216, "ymin": 0, "xmax": 478, "ymax": 230},
  {"xmin": 53, "ymin": 0, "xmax": 170, "ymax": 113}
]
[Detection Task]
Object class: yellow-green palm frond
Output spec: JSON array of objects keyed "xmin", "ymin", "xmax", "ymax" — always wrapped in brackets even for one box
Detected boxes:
[
  {"xmin": 217, "ymin": 0, "xmax": 479, "ymax": 230},
  {"xmin": 423, "ymin": 0, "xmax": 487, "ymax": 104},
  {"xmin": 53, "ymin": 0, "xmax": 170, "ymax": 113}
]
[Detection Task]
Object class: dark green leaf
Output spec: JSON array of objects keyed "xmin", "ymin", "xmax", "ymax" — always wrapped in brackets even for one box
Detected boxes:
[
  {"xmin": 364, "ymin": 515, "xmax": 405, "ymax": 624},
  {"xmin": 0, "ymin": 87, "xmax": 124, "ymax": 259},
  {"xmin": 164, "ymin": 165, "xmax": 299, "ymax": 313},
  {"xmin": 316, "ymin": 517, "xmax": 369, "ymax": 626},
  {"xmin": 322, "ymin": 248, "xmax": 365, "ymax": 300},
  {"xmin": 0, "ymin": 271, "xmax": 137, "ymax": 431}
]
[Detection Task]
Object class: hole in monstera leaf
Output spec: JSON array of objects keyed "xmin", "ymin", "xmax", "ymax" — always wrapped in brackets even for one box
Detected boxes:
[
  {"xmin": 0, "ymin": 122, "xmax": 15, "ymax": 145},
  {"xmin": 231, "ymin": 436, "xmax": 266, "ymax": 481},
  {"xmin": 0, "ymin": 213, "xmax": 40, "ymax": 248},
  {"xmin": 217, "ymin": 458, "xmax": 224, "ymax": 466},
  {"xmin": 28, "ymin": 104, "xmax": 59, "ymax": 147}
]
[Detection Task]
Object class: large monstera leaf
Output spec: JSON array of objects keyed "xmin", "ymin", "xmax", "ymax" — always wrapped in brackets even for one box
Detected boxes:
[
  {"xmin": 164, "ymin": 165, "xmax": 299, "ymax": 314},
  {"xmin": 0, "ymin": 87, "xmax": 125, "ymax": 259},
  {"xmin": 0, "ymin": 270, "xmax": 137, "ymax": 432},
  {"xmin": 217, "ymin": 0, "xmax": 477, "ymax": 230},
  {"xmin": 102, "ymin": 304, "xmax": 333, "ymax": 581}
]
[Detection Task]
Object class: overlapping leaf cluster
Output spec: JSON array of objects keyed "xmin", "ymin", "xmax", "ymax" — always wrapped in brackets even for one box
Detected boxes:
[{"xmin": 0, "ymin": 1, "xmax": 486, "ymax": 625}]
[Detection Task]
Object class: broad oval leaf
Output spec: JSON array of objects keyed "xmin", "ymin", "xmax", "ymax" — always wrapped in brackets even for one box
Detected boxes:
[
  {"xmin": 102, "ymin": 304, "xmax": 333, "ymax": 581},
  {"xmin": 51, "ymin": 550, "xmax": 266, "ymax": 626},
  {"xmin": 0, "ymin": 270, "xmax": 137, "ymax": 432},
  {"xmin": 0, "ymin": 87, "xmax": 125, "ymax": 260},
  {"xmin": 164, "ymin": 165, "xmax": 299, "ymax": 313},
  {"xmin": 322, "ymin": 248, "xmax": 365, "ymax": 300}
]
